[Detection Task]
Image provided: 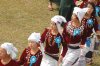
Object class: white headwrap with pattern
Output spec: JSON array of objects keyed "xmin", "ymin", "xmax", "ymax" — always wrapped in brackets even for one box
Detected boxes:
[
  {"xmin": 73, "ymin": 7, "xmax": 89, "ymax": 23},
  {"xmin": 51, "ymin": 15, "xmax": 67, "ymax": 35},
  {"xmin": 28, "ymin": 32, "xmax": 41, "ymax": 43},
  {"xmin": 1, "ymin": 42, "xmax": 18, "ymax": 60}
]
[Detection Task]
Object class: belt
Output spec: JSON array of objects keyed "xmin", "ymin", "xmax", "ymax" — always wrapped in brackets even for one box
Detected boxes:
[
  {"xmin": 68, "ymin": 45, "xmax": 80, "ymax": 49},
  {"xmin": 44, "ymin": 52, "xmax": 59, "ymax": 57},
  {"xmin": 44, "ymin": 52, "xmax": 59, "ymax": 61}
]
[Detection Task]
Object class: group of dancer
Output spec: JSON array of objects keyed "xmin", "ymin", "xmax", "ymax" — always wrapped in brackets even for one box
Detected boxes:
[
  {"xmin": 0, "ymin": 0, "xmax": 100, "ymax": 66},
  {"xmin": 48, "ymin": 0, "xmax": 100, "ymax": 21}
]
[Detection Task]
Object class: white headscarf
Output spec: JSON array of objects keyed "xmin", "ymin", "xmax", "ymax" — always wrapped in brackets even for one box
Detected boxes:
[
  {"xmin": 73, "ymin": 7, "xmax": 89, "ymax": 23},
  {"xmin": 1, "ymin": 42, "xmax": 18, "ymax": 60},
  {"xmin": 51, "ymin": 15, "xmax": 67, "ymax": 35},
  {"xmin": 51, "ymin": 15, "xmax": 67, "ymax": 24},
  {"xmin": 28, "ymin": 32, "xmax": 41, "ymax": 43}
]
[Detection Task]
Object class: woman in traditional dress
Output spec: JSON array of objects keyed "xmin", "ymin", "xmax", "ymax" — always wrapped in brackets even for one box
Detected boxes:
[
  {"xmin": 94, "ymin": 0, "xmax": 100, "ymax": 31},
  {"xmin": 60, "ymin": 7, "xmax": 88, "ymax": 66},
  {"xmin": 48, "ymin": 0, "xmax": 60, "ymax": 11},
  {"xmin": 75, "ymin": 2, "xmax": 100, "ymax": 65},
  {"xmin": 0, "ymin": 42, "xmax": 19, "ymax": 66},
  {"xmin": 40, "ymin": 15, "xmax": 67, "ymax": 66},
  {"xmin": 73, "ymin": 2, "xmax": 100, "ymax": 66},
  {"xmin": 48, "ymin": 0, "xmax": 54, "ymax": 11},
  {"xmin": 83, "ymin": 2, "xmax": 100, "ymax": 64},
  {"xmin": 18, "ymin": 32, "xmax": 43, "ymax": 66}
]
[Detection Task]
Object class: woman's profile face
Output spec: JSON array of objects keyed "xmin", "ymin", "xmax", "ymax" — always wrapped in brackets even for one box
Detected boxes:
[
  {"xmin": 28, "ymin": 40, "xmax": 38, "ymax": 49},
  {"xmin": 0, "ymin": 48, "xmax": 7, "ymax": 59},
  {"xmin": 87, "ymin": 4, "xmax": 94, "ymax": 15},
  {"xmin": 50, "ymin": 22, "xmax": 58, "ymax": 30},
  {"xmin": 71, "ymin": 14, "xmax": 78, "ymax": 22}
]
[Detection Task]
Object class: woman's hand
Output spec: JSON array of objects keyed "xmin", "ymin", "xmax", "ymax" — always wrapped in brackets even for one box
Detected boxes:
[
  {"xmin": 79, "ymin": 45, "xmax": 85, "ymax": 48},
  {"xmin": 75, "ymin": 1, "xmax": 83, "ymax": 6},
  {"xmin": 58, "ymin": 55, "xmax": 63, "ymax": 66}
]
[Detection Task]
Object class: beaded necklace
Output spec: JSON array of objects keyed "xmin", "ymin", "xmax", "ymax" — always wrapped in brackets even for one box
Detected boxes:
[
  {"xmin": 45, "ymin": 29, "xmax": 61, "ymax": 48},
  {"xmin": 25, "ymin": 48, "xmax": 42, "ymax": 65},
  {"xmin": 66, "ymin": 21, "xmax": 84, "ymax": 37},
  {"xmin": 45, "ymin": 30, "xmax": 56, "ymax": 46}
]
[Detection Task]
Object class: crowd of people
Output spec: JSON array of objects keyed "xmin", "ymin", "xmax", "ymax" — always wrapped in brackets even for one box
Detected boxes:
[{"xmin": 0, "ymin": 0, "xmax": 100, "ymax": 66}]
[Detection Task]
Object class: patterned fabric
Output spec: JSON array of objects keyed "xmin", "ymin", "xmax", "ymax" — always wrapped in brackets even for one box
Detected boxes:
[
  {"xmin": 45, "ymin": 30, "xmax": 62, "ymax": 47},
  {"xmin": 0, "ymin": 60, "xmax": 19, "ymax": 66},
  {"xmin": 18, "ymin": 48, "xmax": 43, "ymax": 66},
  {"xmin": 41, "ymin": 28, "xmax": 67, "ymax": 57},
  {"xmin": 66, "ymin": 22, "xmax": 84, "ymax": 37},
  {"xmin": 81, "ymin": 16, "xmax": 99, "ymax": 37},
  {"xmin": 63, "ymin": 21, "xmax": 86, "ymax": 44}
]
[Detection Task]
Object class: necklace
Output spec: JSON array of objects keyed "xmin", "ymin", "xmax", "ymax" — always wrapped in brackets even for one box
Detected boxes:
[
  {"xmin": 26, "ymin": 48, "xmax": 36, "ymax": 64},
  {"xmin": 45, "ymin": 29, "xmax": 57, "ymax": 46},
  {"xmin": 66, "ymin": 22, "xmax": 84, "ymax": 36},
  {"xmin": 26, "ymin": 48, "xmax": 42, "ymax": 65}
]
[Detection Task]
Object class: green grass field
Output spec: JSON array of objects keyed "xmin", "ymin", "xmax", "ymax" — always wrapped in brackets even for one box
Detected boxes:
[{"xmin": 0, "ymin": 0, "xmax": 100, "ymax": 66}]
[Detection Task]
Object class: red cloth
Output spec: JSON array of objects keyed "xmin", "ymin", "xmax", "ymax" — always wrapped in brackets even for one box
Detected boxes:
[
  {"xmin": 41, "ymin": 28, "xmax": 67, "ymax": 57},
  {"xmin": 81, "ymin": 16, "xmax": 99, "ymax": 37},
  {"xmin": 18, "ymin": 48, "xmax": 43, "ymax": 66},
  {"xmin": 74, "ymin": 0, "xmax": 88, "ymax": 8},
  {"xmin": 80, "ymin": 0, "xmax": 88, "ymax": 8},
  {"xmin": 97, "ymin": 2, "xmax": 100, "ymax": 6},
  {"xmin": 74, "ymin": 0, "xmax": 77, "ymax": 3},
  {"xmin": 0, "ymin": 60, "xmax": 19, "ymax": 66},
  {"xmin": 62, "ymin": 21, "xmax": 86, "ymax": 45}
]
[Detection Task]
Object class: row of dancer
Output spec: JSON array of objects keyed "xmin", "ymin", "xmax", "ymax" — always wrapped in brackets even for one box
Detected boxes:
[
  {"xmin": 41, "ymin": 1, "xmax": 100, "ymax": 66},
  {"xmin": 74, "ymin": 0, "xmax": 100, "ymax": 65},
  {"xmin": 0, "ymin": 2, "xmax": 100, "ymax": 66}
]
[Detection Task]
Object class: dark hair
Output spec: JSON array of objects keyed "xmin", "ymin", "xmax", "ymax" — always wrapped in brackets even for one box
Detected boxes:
[
  {"xmin": 86, "ymin": 2, "xmax": 96, "ymax": 16},
  {"xmin": 61, "ymin": 22, "xmax": 65, "ymax": 27}
]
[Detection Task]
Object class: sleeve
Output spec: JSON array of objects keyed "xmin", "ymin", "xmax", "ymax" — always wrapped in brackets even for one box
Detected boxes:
[
  {"xmin": 60, "ymin": 27, "xmax": 68, "ymax": 57},
  {"xmin": 62, "ymin": 23, "xmax": 69, "ymax": 44},
  {"xmin": 81, "ymin": 29, "xmax": 87, "ymax": 45},
  {"xmin": 13, "ymin": 60, "xmax": 20, "ymax": 66},
  {"xmin": 41, "ymin": 28, "xmax": 48, "ymax": 43},
  {"xmin": 35, "ymin": 55, "xmax": 43, "ymax": 66},
  {"xmin": 61, "ymin": 41, "xmax": 68, "ymax": 57},
  {"xmin": 15, "ymin": 63, "xmax": 20, "ymax": 66},
  {"xmin": 81, "ymin": 36, "xmax": 86, "ymax": 45},
  {"xmin": 79, "ymin": 0, "xmax": 88, "ymax": 8},
  {"xmin": 17, "ymin": 49, "xmax": 26, "ymax": 65},
  {"xmin": 94, "ymin": 17, "xmax": 99, "ymax": 31}
]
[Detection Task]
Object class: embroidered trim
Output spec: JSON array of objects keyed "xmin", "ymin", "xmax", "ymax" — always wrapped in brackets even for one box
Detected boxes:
[
  {"xmin": 25, "ymin": 48, "xmax": 42, "ymax": 64},
  {"xmin": 45, "ymin": 29, "xmax": 62, "ymax": 47},
  {"xmin": 66, "ymin": 22, "xmax": 84, "ymax": 36}
]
